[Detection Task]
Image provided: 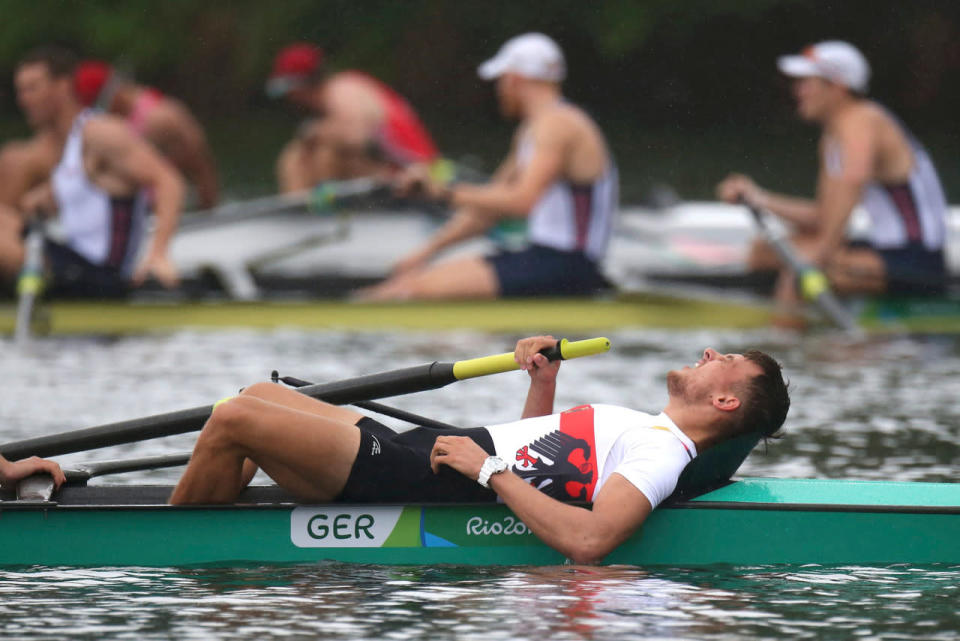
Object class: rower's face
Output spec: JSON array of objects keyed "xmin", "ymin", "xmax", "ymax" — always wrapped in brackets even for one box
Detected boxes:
[
  {"xmin": 667, "ymin": 348, "xmax": 761, "ymax": 404},
  {"xmin": 791, "ymin": 76, "xmax": 835, "ymax": 121},
  {"xmin": 495, "ymin": 73, "xmax": 521, "ymax": 119},
  {"xmin": 15, "ymin": 63, "xmax": 66, "ymax": 128}
]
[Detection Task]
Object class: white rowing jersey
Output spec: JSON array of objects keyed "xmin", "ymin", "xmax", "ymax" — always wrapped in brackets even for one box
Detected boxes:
[
  {"xmin": 51, "ymin": 109, "xmax": 148, "ymax": 275},
  {"xmin": 484, "ymin": 404, "xmax": 696, "ymax": 508},
  {"xmin": 517, "ymin": 127, "xmax": 618, "ymax": 262},
  {"xmin": 824, "ymin": 110, "xmax": 948, "ymax": 251}
]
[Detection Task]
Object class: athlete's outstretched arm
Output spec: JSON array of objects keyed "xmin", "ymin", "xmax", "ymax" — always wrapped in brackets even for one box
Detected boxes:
[
  {"xmin": 430, "ymin": 436, "xmax": 651, "ymax": 564},
  {"xmin": 390, "ymin": 146, "xmax": 519, "ymax": 274},
  {"xmin": 514, "ymin": 335, "xmax": 560, "ymax": 419},
  {"xmin": 446, "ymin": 113, "xmax": 566, "ymax": 216}
]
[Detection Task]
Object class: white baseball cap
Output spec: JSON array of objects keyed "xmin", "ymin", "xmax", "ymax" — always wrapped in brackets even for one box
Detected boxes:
[
  {"xmin": 478, "ymin": 33, "xmax": 566, "ymax": 82},
  {"xmin": 777, "ymin": 41, "xmax": 870, "ymax": 93}
]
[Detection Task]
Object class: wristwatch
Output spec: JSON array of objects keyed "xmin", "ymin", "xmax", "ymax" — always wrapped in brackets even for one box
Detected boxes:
[{"xmin": 477, "ymin": 456, "xmax": 508, "ymax": 488}]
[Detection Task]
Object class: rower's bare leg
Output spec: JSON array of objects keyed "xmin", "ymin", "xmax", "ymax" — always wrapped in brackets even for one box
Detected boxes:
[
  {"xmin": 0, "ymin": 209, "xmax": 25, "ymax": 279},
  {"xmin": 748, "ymin": 232, "xmax": 817, "ymax": 271},
  {"xmin": 169, "ymin": 393, "xmax": 363, "ymax": 505},
  {"xmin": 825, "ymin": 248, "xmax": 886, "ymax": 294},
  {"xmin": 361, "ymin": 256, "xmax": 500, "ymax": 301},
  {"xmin": 236, "ymin": 382, "xmax": 365, "ymax": 486}
]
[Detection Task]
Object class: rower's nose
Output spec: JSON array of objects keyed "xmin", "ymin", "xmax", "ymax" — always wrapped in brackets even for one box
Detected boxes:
[{"xmin": 703, "ymin": 348, "xmax": 719, "ymax": 361}]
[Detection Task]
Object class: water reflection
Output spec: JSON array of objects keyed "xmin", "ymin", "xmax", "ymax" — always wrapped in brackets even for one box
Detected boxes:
[{"xmin": 2, "ymin": 563, "xmax": 958, "ymax": 639}]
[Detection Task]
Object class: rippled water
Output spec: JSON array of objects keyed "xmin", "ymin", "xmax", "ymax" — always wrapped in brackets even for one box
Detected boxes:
[{"xmin": 1, "ymin": 328, "xmax": 959, "ymax": 639}]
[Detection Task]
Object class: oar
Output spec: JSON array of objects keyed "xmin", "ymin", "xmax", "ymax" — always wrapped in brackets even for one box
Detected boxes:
[
  {"xmin": 13, "ymin": 222, "xmax": 46, "ymax": 344},
  {"xmin": 64, "ymin": 452, "xmax": 192, "ymax": 484},
  {"xmin": 178, "ymin": 177, "xmax": 391, "ymax": 231},
  {"xmin": 745, "ymin": 201, "xmax": 858, "ymax": 331},
  {"xmin": 0, "ymin": 337, "xmax": 610, "ymax": 460}
]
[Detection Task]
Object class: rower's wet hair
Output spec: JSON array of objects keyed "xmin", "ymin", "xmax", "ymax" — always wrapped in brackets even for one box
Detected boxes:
[
  {"xmin": 18, "ymin": 45, "xmax": 78, "ymax": 78},
  {"xmin": 738, "ymin": 350, "xmax": 790, "ymax": 438}
]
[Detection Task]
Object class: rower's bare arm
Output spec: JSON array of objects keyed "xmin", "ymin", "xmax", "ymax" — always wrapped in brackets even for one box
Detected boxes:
[
  {"xmin": 449, "ymin": 115, "xmax": 566, "ymax": 216},
  {"xmin": 514, "ymin": 335, "xmax": 560, "ymax": 419},
  {"xmin": 717, "ymin": 173, "xmax": 820, "ymax": 231},
  {"xmin": 489, "ymin": 472, "xmax": 651, "ymax": 564},
  {"xmin": 392, "ymin": 152, "xmax": 518, "ymax": 272},
  {"xmin": 148, "ymin": 105, "xmax": 220, "ymax": 208},
  {"xmin": 0, "ymin": 454, "xmax": 66, "ymax": 489},
  {"xmin": 323, "ymin": 77, "xmax": 382, "ymax": 152},
  {"xmin": 84, "ymin": 117, "xmax": 185, "ymax": 285},
  {"xmin": 429, "ymin": 435, "xmax": 650, "ymax": 564},
  {"xmin": 19, "ymin": 181, "xmax": 56, "ymax": 217},
  {"xmin": 810, "ymin": 119, "xmax": 872, "ymax": 262}
]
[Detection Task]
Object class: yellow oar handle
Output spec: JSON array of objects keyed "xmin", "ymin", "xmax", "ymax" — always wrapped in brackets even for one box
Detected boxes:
[{"xmin": 452, "ymin": 337, "xmax": 610, "ymax": 380}]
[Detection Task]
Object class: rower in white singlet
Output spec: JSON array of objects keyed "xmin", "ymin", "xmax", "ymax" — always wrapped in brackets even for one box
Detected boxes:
[
  {"xmin": 0, "ymin": 46, "xmax": 184, "ymax": 296},
  {"xmin": 718, "ymin": 40, "xmax": 950, "ymax": 309},
  {"xmin": 361, "ymin": 33, "xmax": 619, "ymax": 300},
  {"xmin": 46, "ymin": 109, "xmax": 149, "ymax": 295}
]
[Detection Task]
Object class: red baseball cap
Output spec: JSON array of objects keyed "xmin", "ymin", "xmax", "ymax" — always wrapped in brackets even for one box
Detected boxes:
[
  {"xmin": 74, "ymin": 60, "xmax": 113, "ymax": 106},
  {"xmin": 266, "ymin": 43, "xmax": 324, "ymax": 97}
]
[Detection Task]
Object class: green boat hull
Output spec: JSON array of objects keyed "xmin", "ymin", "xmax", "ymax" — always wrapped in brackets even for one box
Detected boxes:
[{"xmin": 1, "ymin": 478, "xmax": 958, "ymax": 567}]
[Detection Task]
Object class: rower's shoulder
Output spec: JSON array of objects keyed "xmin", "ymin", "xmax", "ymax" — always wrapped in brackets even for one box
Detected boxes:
[
  {"xmin": 833, "ymin": 100, "xmax": 892, "ymax": 133},
  {"xmin": 530, "ymin": 102, "xmax": 603, "ymax": 143},
  {"xmin": 81, "ymin": 113, "xmax": 139, "ymax": 149}
]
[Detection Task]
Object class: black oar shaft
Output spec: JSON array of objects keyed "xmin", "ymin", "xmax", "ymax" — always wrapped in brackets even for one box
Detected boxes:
[
  {"xmin": 1, "ymin": 338, "xmax": 609, "ymax": 460},
  {"xmin": 0, "ymin": 362, "xmax": 457, "ymax": 460}
]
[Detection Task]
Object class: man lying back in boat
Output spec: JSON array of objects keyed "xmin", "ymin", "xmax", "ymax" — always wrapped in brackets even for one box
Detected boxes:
[
  {"xmin": 170, "ymin": 336, "xmax": 789, "ymax": 564},
  {"xmin": 360, "ymin": 33, "xmax": 618, "ymax": 301},
  {"xmin": 0, "ymin": 453, "xmax": 65, "ymax": 490},
  {"xmin": 266, "ymin": 42, "xmax": 439, "ymax": 191},
  {"xmin": 0, "ymin": 46, "xmax": 184, "ymax": 297},
  {"xmin": 718, "ymin": 41, "xmax": 949, "ymax": 312},
  {"xmin": 73, "ymin": 60, "xmax": 220, "ymax": 208}
]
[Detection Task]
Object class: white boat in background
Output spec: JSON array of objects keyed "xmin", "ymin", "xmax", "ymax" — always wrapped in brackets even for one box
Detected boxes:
[{"xmin": 166, "ymin": 201, "xmax": 960, "ymax": 300}]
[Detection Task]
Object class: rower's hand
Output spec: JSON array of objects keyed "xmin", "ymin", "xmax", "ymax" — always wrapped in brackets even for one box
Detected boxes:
[
  {"xmin": 19, "ymin": 183, "xmax": 56, "ymax": 217},
  {"xmin": 430, "ymin": 435, "xmax": 489, "ymax": 480},
  {"xmin": 0, "ymin": 456, "xmax": 66, "ymax": 489},
  {"xmin": 717, "ymin": 173, "xmax": 764, "ymax": 206},
  {"xmin": 132, "ymin": 252, "xmax": 180, "ymax": 289},
  {"xmin": 515, "ymin": 335, "xmax": 561, "ymax": 384},
  {"xmin": 394, "ymin": 164, "xmax": 446, "ymax": 201}
]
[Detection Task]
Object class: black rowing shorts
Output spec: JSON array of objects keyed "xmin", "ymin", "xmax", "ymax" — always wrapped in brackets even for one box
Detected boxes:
[{"xmin": 338, "ymin": 417, "xmax": 498, "ymax": 503}]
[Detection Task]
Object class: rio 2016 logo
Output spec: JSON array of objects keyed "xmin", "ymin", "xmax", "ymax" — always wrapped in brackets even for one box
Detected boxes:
[{"xmin": 465, "ymin": 515, "xmax": 532, "ymax": 536}]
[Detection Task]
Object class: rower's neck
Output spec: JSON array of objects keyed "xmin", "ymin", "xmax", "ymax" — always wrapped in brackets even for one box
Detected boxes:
[
  {"xmin": 53, "ymin": 101, "xmax": 83, "ymax": 142},
  {"xmin": 822, "ymin": 93, "xmax": 860, "ymax": 127},
  {"xmin": 521, "ymin": 85, "xmax": 563, "ymax": 119},
  {"xmin": 662, "ymin": 405, "xmax": 724, "ymax": 453}
]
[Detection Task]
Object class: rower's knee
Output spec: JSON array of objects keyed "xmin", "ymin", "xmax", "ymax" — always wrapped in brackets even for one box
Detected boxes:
[
  {"xmin": 203, "ymin": 396, "xmax": 259, "ymax": 446},
  {"xmin": 240, "ymin": 381, "xmax": 281, "ymax": 399}
]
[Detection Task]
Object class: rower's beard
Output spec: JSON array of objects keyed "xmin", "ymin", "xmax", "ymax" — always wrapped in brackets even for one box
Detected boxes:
[
  {"xmin": 666, "ymin": 370, "xmax": 686, "ymax": 401},
  {"xmin": 667, "ymin": 370, "xmax": 706, "ymax": 406}
]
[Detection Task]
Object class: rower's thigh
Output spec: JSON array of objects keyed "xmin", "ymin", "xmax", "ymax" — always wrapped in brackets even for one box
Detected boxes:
[
  {"xmin": 748, "ymin": 233, "xmax": 818, "ymax": 271},
  {"xmin": 240, "ymin": 382, "xmax": 365, "ymax": 425},
  {"xmin": 212, "ymin": 395, "xmax": 362, "ymax": 499},
  {"xmin": 401, "ymin": 256, "xmax": 499, "ymax": 299}
]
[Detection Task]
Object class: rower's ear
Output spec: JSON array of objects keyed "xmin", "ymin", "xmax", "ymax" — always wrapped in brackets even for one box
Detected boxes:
[{"xmin": 711, "ymin": 394, "xmax": 742, "ymax": 413}]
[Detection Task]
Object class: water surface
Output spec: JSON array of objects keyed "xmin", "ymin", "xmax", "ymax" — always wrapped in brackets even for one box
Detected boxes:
[{"xmin": 1, "ymin": 328, "xmax": 958, "ymax": 639}]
